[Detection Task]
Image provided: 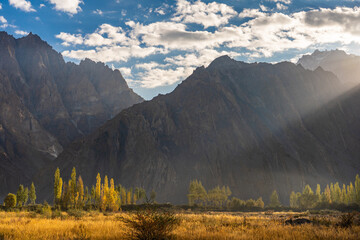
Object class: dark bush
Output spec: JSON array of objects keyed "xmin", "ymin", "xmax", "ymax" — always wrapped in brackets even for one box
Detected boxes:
[
  {"xmin": 338, "ymin": 212, "xmax": 355, "ymax": 228},
  {"xmin": 121, "ymin": 209, "xmax": 180, "ymax": 240}
]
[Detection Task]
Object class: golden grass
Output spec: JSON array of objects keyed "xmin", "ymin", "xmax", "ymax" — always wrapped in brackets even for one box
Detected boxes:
[{"xmin": 0, "ymin": 211, "xmax": 358, "ymax": 239}]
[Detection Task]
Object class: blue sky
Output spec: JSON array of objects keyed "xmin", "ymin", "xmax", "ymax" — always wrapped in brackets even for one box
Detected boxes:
[{"xmin": 1, "ymin": 0, "xmax": 360, "ymax": 99}]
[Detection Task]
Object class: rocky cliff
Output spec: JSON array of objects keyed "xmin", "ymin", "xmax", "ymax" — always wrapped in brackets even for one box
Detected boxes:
[
  {"xmin": 0, "ymin": 31, "xmax": 143, "ymax": 197},
  {"xmin": 40, "ymin": 56, "xmax": 360, "ymax": 204}
]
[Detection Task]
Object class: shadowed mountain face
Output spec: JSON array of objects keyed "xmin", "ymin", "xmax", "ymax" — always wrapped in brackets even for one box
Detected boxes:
[
  {"xmin": 40, "ymin": 56, "xmax": 360, "ymax": 204},
  {"xmin": 297, "ymin": 50, "xmax": 360, "ymax": 88},
  {"xmin": 0, "ymin": 31, "xmax": 143, "ymax": 197}
]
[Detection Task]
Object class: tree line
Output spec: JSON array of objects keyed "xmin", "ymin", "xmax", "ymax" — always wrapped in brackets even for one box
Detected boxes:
[
  {"xmin": 289, "ymin": 174, "xmax": 360, "ymax": 209},
  {"xmin": 188, "ymin": 174, "xmax": 360, "ymax": 210},
  {"xmin": 3, "ymin": 167, "xmax": 155, "ymax": 210}
]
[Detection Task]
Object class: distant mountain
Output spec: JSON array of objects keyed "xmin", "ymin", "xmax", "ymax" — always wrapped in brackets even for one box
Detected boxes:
[
  {"xmin": 38, "ymin": 56, "xmax": 360, "ymax": 204},
  {"xmin": 297, "ymin": 49, "xmax": 360, "ymax": 87},
  {"xmin": 0, "ymin": 31, "xmax": 143, "ymax": 197}
]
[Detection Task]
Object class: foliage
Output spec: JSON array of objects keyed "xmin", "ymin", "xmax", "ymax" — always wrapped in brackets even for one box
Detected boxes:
[
  {"xmin": 4, "ymin": 193, "xmax": 17, "ymax": 209},
  {"xmin": 29, "ymin": 182, "xmax": 36, "ymax": 205},
  {"xmin": 268, "ymin": 190, "xmax": 281, "ymax": 208},
  {"xmin": 121, "ymin": 209, "xmax": 180, "ymax": 240}
]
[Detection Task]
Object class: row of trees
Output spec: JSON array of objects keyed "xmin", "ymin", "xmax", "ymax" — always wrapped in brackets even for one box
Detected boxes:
[
  {"xmin": 54, "ymin": 167, "xmax": 154, "ymax": 211},
  {"xmin": 3, "ymin": 183, "xmax": 36, "ymax": 208},
  {"xmin": 188, "ymin": 180, "xmax": 267, "ymax": 209},
  {"xmin": 289, "ymin": 174, "xmax": 360, "ymax": 209}
]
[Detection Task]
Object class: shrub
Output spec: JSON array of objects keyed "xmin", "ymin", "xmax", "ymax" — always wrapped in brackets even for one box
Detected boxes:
[
  {"xmin": 72, "ymin": 224, "xmax": 90, "ymax": 240},
  {"xmin": 4, "ymin": 193, "xmax": 17, "ymax": 209},
  {"xmin": 338, "ymin": 213, "xmax": 355, "ymax": 228},
  {"xmin": 67, "ymin": 209, "xmax": 85, "ymax": 219},
  {"xmin": 121, "ymin": 209, "xmax": 180, "ymax": 240}
]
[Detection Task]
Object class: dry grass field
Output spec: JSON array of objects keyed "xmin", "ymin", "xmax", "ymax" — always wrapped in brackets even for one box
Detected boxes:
[{"xmin": 0, "ymin": 210, "xmax": 359, "ymax": 239}]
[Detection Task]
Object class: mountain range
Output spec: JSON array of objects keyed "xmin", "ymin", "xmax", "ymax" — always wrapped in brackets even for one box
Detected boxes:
[
  {"xmin": 1, "ymin": 31, "xmax": 360, "ymax": 204},
  {"xmin": 39, "ymin": 54, "xmax": 360, "ymax": 204},
  {"xmin": 0, "ymin": 32, "xmax": 143, "ymax": 197}
]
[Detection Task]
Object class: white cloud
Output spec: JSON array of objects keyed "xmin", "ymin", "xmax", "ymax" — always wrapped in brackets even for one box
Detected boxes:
[
  {"xmin": 15, "ymin": 30, "xmax": 29, "ymax": 35},
  {"xmin": 267, "ymin": 0, "xmax": 292, "ymax": 4},
  {"xmin": 56, "ymin": 1, "xmax": 360, "ymax": 89},
  {"xmin": 47, "ymin": 0, "xmax": 83, "ymax": 14},
  {"xmin": 56, "ymin": 32, "xmax": 83, "ymax": 46},
  {"xmin": 118, "ymin": 67, "xmax": 132, "ymax": 78},
  {"xmin": 39, "ymin": 3, "xmax": 45, "ymax": 8},
  {"xmin": 137, "ymin": 66, "xmax": 193, "ymax": 88},
  {"xmin": 172, "ymin": 0, "xmax": 237, "ymax": 28},
  {"xmin": 0, "ymin": 16, "xmax": 7, "ymax": 24},
  {"xmin": 276, "ymin": 3, "xmax": 288, "ymax": 10},
  {"xmin": 93, "ymin": 9, "xmax": 103, "ymax": 15},
  {"xmin": 0, "ymin": 3, "xmax": 2, "ymax": 9},
  {"xmin": 62, "ymin": 45, "xmax": 165, "ymax": 63},
  {"xmin": 9, "ymin": 0, "xmax": 36, "ymax": 12},
  {"xmin": 259, "ymin": 5, "xmax": 269, "ymax": 12}
]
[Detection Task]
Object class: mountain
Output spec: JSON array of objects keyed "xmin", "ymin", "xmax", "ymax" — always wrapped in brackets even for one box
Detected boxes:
[
  {"xmin": 297, "ymin": 49, "xmax": 360, "ymax": 87},
  {"xmin": 0, "ymin": 31, "xmax": 143, "ymax": 197},
  {"xmin": 38, "ymin": 56, "xmax": 360, "ymax": 204}
]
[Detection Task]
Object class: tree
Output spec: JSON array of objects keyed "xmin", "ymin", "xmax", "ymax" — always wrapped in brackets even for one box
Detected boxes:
[
  {"xmin": 4, "ymin": 193, "xmax": 16, "ymax": 208},
  {"xmin": 322, "ymin": 185, "xmax": 331, "ymax": 204},
  {"xmin": 299, "ymin": 185, "xmax": 317, "ymax": 209},
  {"xmin": 269, "ymin": 190, "xmax": 281, "ymax": 208},
  {"xmin": 70, "ymin": 167, "xmax": 77, "ymax": 208},
  {"xmin": 187, "ymin": 180, "xmax": 207, "ymax": 206},
  {"xmin": 29, "ymin": 182, "xmax": 36, "ymax": 205},
  {"xmin": 255, "ymin": 197, "xmax": 264, "ymax": 208},
  {"xmin": 95, "ymin": 173, "xmax": 101, "ymax": 208},
  {"xmin": 16, "ymin": 185, "xmax": 25, "ymax": 207},
  {"xmin": 23, "ymin": 187, "xmax": 29, "ymax": 206},
  {"xmin": 54, "ymin": 168, "xmax": 62, "ymax": 206},
  {"xmin": 108, "ymin": 178, "xmax": 119, "ymax": 211},
  {"xmin": 355, "ymin": 174, "xmax": 360, "ymax": 204},
  {"xmin": 289, "ymin": 191, "xmax": 298, "ymax": 208},
  {"xmin": 76, "ymin": 176, "xmax": 84, "ymax": 209},
  {"xmin": 333, "ymin": 182, "xmax": 341, "ymax": 203},
  {"xmin": 315, "ymin": 184, "xmax": 321, "ymax": 204},
  {"xmin": 150, "ymin": 190, "xmax": 156, "ymax": 203}
]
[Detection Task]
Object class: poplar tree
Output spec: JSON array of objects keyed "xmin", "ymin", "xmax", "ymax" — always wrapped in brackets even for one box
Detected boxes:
[
  {"xmin": 355, "ymin": 174, "xmax": 360, "ymax": 204},
  {"xmin": 77, "ymin": 176, "xmax": 84, "ymax": 209},
  {"xmin": 16, "ymin": 185, "xmax": 25, "ymax": 207},
  {"xmin": 70, "ymin": 167, "xmax": 77, "ymax": 208},
  {"xmin": 23, "ymin": 187, "xmax": 28, "ymax": 206},
  {"xmin": 289, "ymin": 191, "xmax": 298, "ymax": 208},
  {"xmin": 29, "ymin": 182, "xmax": 36, "ymax": 205},
  {"xmin": 315, "ymin": 184, "xmax": 321, "ymax": 203},
  {"xmin": 54, "ymin": 168, "xmax": 62, "ymax": 206},
  {"xmin": 95, "ymin": 173, "xmax": 101, "ymax": 208},
  {"xmin": 269, "ymin": 190, "xmax": 281, "ymax": 208}
]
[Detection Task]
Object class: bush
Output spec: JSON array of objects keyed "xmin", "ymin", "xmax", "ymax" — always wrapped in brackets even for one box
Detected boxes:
[
  {"xmin": 121, "ymin": 209, "xmax": 180, "ymax": 240},
  {"xmin": 4, "ymin": 193, "xmax": 17, "ymax": 209},
  {"xmin": 36, "ymin": 203, "xmax": 52, "ymax": 218},
  {"xmin": 72, "ymin": 224, "xmax": 90, "ymax": 240},
  {"xmin": 338, "ymin": 213, "xmax": 355, "ymax": 228},
  {"xmin": 67, "ymin": 209, "xmax": 86, "ymax": 219}
]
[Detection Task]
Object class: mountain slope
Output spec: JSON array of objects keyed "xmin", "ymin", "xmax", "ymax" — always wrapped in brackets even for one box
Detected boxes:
[
  {"xmin": 297, "ymin": 49, "xmax": 360, "ymax": 87},
  {"xmin": 40, "ymin": 56, "xmax": 360, "ymax": 204},
  {"xmin": 0, "ymin": 31, "xmax": 143, "ymax": 197}
]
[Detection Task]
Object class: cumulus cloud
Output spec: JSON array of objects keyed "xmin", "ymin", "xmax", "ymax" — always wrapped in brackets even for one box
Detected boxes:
[
  {"xmin": 47, "ymin": 0, "xmax": 83, "ymax": 14},
  {"xmin": 9, "ymin": 0, "xmax": 36, "ymax": 12},
  {"xmin": 172, "ymin": 0, "xmax": 237, "ymax": 28},
  {"xmin": 137, "ymin": 66, "xmax": 193, "ymax": 88},
  {"xmin": 62, "ymin": 45, "xmax": 165, "ymax": 63},
  {"xmin": 0, "ymin": 3, "xmax": 2, "ymax": 9},
  {"xmin": 56, "ymin": 0, "xmax": 360, "ymax": 89},
  {"xmin": 276, "ymin": 3, "xmax": 288, "ymax": 10},
  {"xmin": 93, "ymin": 9, "xmax": 103, "ymax": 15},
  {"xmin": 15, "ymin": 30, "xmax": 29, "ymax": 35}
]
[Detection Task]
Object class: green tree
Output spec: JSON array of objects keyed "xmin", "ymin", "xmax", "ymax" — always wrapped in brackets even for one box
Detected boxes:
[
  {"xmin": 321, "ymin": 184, "xmax": 331, "ymax": 204},
  {"xmin": 289, "ymin": 191, "xmax": 298, "ymax": 208},
  {"xmin": 76, "ymin": 176, "xmax": 84, "ymax": 209},
  {"xmin": 23, "ymin": 187, "xmax": 28, "ymax": 206},
  {"xmin": 187, "ymin": 180, "xmax": 207, "ymax": 206},
  {"xmin": 29, "ymin": 182, "xmax": 36, "ymax": 205},
  {"xmin": 268, "ymin": 190, "xmax": 281, "ymax": 208},
  {"xmin": 299, "ymin": 185, "xmax": 317, "ymax": 209},
  {"xmin": 4, "ymin": 193, "xmax": 17, "ymax": 208},
  {"xmin": 70, "ymin": 167, "xmax": 77, "ymax": 208},
  {"xmin": 16, "ymin": 185, "xmax": 25, "ymax": 207},
  {"xmin": 255, "ymin": 197, "xmax": 264, "ymax": 208},
  {"xmin": 315, "ymin": 184, "xmax": 321, "ymax": 204}
]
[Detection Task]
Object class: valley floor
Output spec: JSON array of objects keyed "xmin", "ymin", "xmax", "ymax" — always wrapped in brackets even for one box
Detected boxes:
[{"xmin": 0, "ymin": 211, "xmax": 359, "ymax": 239}]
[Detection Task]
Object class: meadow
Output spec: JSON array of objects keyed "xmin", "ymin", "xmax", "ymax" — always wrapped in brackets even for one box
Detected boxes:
[{"xmin": 0, "ymin": 210, "xmax": 359, "ymax": 240}]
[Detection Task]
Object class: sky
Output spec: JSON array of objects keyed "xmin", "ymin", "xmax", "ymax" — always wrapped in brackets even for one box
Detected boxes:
[{"xmin": 1, "ymin": 0, "xmax": 360, "ymax": 100}]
